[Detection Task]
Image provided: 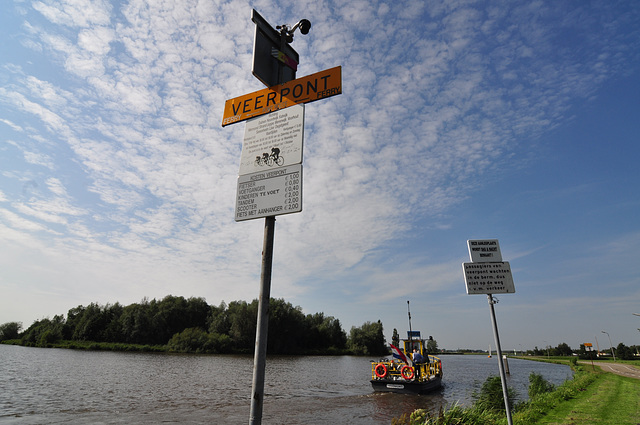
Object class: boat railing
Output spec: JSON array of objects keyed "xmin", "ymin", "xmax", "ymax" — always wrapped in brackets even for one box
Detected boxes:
[{"xmin": 371, "ymin": 355, "xmax": 442, "ymax": 382}]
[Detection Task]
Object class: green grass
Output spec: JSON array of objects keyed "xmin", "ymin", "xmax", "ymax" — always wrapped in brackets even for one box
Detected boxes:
[
  {"xmin": 2, "ymin": 339, "xmax": 167, "ymax": 352},
  {"xmin": 523, "ymin": 355, "xmax": 640, "ymax": 368},
  {"xmin": 531, "ymin": 372, "xmax": 640, "ymax": 425},
  {"xmin": 399, "ymin": 359, "xmax": 640, "ymax": 425}
]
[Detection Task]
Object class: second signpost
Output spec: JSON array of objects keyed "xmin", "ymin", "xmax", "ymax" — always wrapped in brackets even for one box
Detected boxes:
[{"xmin": 462, "ymin": 239, "xmax": 516, "ymax": 425}]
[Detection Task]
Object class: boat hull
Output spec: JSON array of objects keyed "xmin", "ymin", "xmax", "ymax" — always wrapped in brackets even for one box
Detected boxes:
[{"xmin": 370, "ymin": 376, "xmax": 442, "ymax": 394}]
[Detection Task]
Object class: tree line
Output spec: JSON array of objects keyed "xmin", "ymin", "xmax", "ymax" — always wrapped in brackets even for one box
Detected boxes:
[
  {"xmin": 528, "ymin": 342, "xmax": 639, "ymax": 361},
  {"xmin": 0, "ymin": 295, "xmax": 389, "ymax": 356}
]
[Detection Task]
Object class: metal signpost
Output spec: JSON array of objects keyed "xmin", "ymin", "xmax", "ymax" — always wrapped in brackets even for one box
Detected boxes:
[
  {"xmin": 462, "ymin": 239, "xmax": 515, "ymax": 425},
  {"xmin": 222, "ymin": 10, "xmax": 341, "ymax": 425},
  {"xmin": 584, "ymin": 342, "xmax": 595, "ymax": 370}
]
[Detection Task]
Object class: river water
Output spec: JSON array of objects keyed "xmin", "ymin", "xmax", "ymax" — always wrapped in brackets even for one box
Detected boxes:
[{"xmin": 0, "ymin": 345, "xmax": 572, "ymax": 424}]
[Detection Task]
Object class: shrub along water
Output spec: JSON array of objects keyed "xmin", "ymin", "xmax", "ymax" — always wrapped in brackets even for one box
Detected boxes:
[
  {"xmin": 528, "ymin": 372, "xmax": 555, "ymax": 399},
  {"xmin": 473, "ymin": 375, "xmax": 519, "ymax": 412},
  {"xmin": 395, "ymin": 365, "xmax": 590, "ymax": 425}
]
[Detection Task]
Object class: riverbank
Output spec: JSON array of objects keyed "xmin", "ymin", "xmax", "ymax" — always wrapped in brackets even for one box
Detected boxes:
[
  {"xmin": 400, "ymin": 357, "xmax": 640, "ymax": 425},
  {"xmin": 532, "ymin": 371, "xmax": 639, "ymax": 424},
  {"xmin": 515, "ymin": 357, "xmax": 639, "ymax": 425},
  {"xmin": 531, "ymin": 357, "xmax": 640, "ymax": 424}
]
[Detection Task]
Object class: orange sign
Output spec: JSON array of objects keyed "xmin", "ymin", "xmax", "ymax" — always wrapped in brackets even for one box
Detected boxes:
[{"xmin": 222, "ymin": 66, "xmax": 341, "ymax": 127}]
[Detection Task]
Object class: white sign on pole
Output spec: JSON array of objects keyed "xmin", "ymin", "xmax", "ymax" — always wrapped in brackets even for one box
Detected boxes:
[
  {"xmin": 238, "ymin": 104, "xmax": 304, "ymax": 176},
  {"xmin": 467, "ymin": 239, "xmax": 502, "ymax": 263},
  {"xmin": 235, "ymin": 164, "xmax": 302, "ymax": 221},
  {"xmin": 462, "ymin": 262, "xmax": 515, "ymax": 294}
]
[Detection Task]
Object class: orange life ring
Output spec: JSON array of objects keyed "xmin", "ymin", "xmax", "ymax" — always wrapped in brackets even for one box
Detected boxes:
[
  {"xmin": 374, "ymin": 363, "xmax": 388, "ymax": 378},
  {"xmin": 400, "ymin": 365, "xmax": 415, "ymax": 380}
]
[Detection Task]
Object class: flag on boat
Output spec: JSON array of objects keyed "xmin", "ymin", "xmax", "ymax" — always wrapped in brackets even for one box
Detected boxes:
[{"xmin": 390, "ymin": 343, "xmax": 413, "ymax": 366}]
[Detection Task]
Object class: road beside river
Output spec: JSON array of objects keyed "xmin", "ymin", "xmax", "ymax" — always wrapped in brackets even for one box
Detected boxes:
[{"xmin": 580, "ymin": 361, "xmax": 640, "ymax": 379}]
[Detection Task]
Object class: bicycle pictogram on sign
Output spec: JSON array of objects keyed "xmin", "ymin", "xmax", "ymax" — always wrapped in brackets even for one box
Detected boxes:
[{"xmin": 255, "ymin": 147, "xmax": 284, "ymax": 167}]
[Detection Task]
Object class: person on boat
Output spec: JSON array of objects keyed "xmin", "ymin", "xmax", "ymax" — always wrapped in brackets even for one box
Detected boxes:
[{"xmin": 412, "ymin": 348, "xmax": 423, "ymax": 363}]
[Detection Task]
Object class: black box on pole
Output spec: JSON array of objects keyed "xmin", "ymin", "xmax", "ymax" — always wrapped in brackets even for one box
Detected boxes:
[{"xmin": 251, "ymin": 9, "xmax": 299, "ymax": 87}]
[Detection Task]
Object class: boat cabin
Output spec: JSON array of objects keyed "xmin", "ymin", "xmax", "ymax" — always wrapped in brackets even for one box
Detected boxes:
[{"xmin": 403, "ymin": 330, "xmax": 431, "ymax": 358}]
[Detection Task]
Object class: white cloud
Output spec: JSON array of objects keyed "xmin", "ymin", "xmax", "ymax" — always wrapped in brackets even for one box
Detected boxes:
[
  {"xmin": 23, "ymin": 151, "xmax": 54, "ymax": 169},
  {"xmin": 32, "ymin": 0, "xmax": 111, "ymax": 28},
  {"xmin": 1, "ymin": 0, "xmax": 639, "ymax": 349}
]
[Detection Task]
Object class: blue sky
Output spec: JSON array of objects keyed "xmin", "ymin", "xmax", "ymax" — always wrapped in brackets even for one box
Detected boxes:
[{"xmin": 1, "ymin": 0, "xmax": 639, "ymax": 352}]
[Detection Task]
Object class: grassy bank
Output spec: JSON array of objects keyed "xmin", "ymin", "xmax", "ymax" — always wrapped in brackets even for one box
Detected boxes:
[
  {"xmin": 532, "ymin": 372, "xmax": 640, "ymax": 425},
  {"xmin": 2, "ymin": 339, "xmax": 166, "ymax": 352},
  {"xmin": 398, "ymin": 358, "xmax": 640, "ymax": 425},
  {"xmin": 522, "ymin": 355, "xmax": 640, "ymax": 368}
]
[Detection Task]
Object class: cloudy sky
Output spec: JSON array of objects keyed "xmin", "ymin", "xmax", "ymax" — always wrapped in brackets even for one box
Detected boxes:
[{"xmin": 1, "ymin": 0, "xmax": 639, "ymax": 352}]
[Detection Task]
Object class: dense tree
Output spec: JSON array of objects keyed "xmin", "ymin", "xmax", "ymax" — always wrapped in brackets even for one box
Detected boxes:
[
  {"xmin": 348, "ymin": 320, "xmax": 387, "ymax": 356},
  {"xmin": 102, "ymin": 303, "xmax": 125, "ymax": 342},
  {"xmin": 306, "ymin": 313, "xmax": 347, "ymax": 353},
  {"xmin": 8, "ymin": 295, "xmax": 384, "ymax": 356},
  {"xmin": 392, "ymin": 328, "xmax": 400, "ymax": 347},
  {"xmin": 72, "ymin": 303, "xmax": 124, "ymax": 342},
  {"xmin": 616, "ymin": 342, "xmax": 635, "ymax": 360},
  {"xmin": 426, "ymin": 337, "xmax": 439, "ymax": 354},
  {"xmin": 267, "ymin": 298, "xmax": 307, "ymax": 353},
  {"xmin": 208, "ymin": 302, "xmax": 231, "ymax": 335},
  {"xmin": 530, "ymin": 346, "xmax": 547, "ymax": 356},
  {"xmin": 64, "ymin": 305, "xmax": 86, "ymax": 339},
  {"xmin": 554, "ymin": 342, "xmax": 573, "ymax": 357},
  {"xmin": 184, "ymin": 297, "xmax": 210, "ymax": 329},
  {"xmin": 167, "ymin": 327, "xmax": 232, "ymax": 354},
  {"xmin": 21, "ymin": 316, "xmax": 65, "ymax": 347},
  {"xmin": 0, "ymin": 322, "xmax": 22, "ymax": 341},
  {"xmin": 120, "ymin": 301, "xmax": 154, "ymax": 344},
  {"xmin": 226, "ymin": 300, "xmax": 258, "ymax": 352},
  {"xmin": 153, "ymin": 296, "xmax": 203, "ymax": 343}
]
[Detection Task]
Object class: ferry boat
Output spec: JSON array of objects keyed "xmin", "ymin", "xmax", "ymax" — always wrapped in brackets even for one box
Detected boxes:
[{"xmin": 370, "ymin": 331, "xmax": 443, "ymax": 394}]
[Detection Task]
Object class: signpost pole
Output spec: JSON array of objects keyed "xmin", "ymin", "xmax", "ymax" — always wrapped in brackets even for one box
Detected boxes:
[
  {"xmin": 462, "ymin": 240, "xmax": 516, "ymax": 425},
  {"xmin": 249, "ymin": 19, "xmax": 289, "ymax": 425},
  {"xmin": 227, "ymin": 11, "xmax": 337, "ymax": 424},
  {"xmin": 249, "ymin": 215, "xmax": 275, "ymax": 425},
  {"xmin": 487, "ymin": 294, "xmax": 513, "ymax": 425}
]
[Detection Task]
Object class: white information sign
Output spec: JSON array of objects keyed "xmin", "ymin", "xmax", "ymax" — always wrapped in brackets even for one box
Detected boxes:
[
  {"xmin": 462, "ymin": 262, "xmax": 515, "ymax": 294},
  {"xmin": 235, "ymin": 164, "xmax": 302, "ymax": 221},
  {"xmin": 467, "ymin": 239, "xmax": 502, "ymax": 263},
  {"xmin": 238, "ymin": 104, "xmax": 304, "ymax": 176}
]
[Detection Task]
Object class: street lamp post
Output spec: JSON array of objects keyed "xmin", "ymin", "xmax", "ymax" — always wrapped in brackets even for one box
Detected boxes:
[
  {"xmin": 601, "ymin": 330, "xmax": 616, "ymax": 361},
  {"xmin": 634, "ymin": 314, "xmax": 640, "ymax": 356}
]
